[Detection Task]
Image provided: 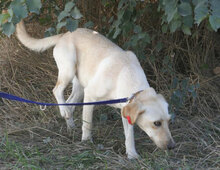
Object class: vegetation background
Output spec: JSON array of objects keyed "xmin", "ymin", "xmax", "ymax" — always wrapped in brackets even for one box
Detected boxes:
[{"xmin": 0, "ymin": 0, "xmax": 219, "ymax": 169}]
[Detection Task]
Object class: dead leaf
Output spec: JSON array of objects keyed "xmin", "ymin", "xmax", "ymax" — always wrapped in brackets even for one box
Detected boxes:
[{"xmin": 213, "ymin": 67, "xmax": 220, "ymax": 75}]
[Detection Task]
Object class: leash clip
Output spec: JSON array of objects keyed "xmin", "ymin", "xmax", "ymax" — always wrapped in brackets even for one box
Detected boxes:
[
  {"xmin": 40, "ymin": 105, "xmax": 47, "ymax": 111},
  {"xmin": 127, "ymin": 90, "xmax": 144, "ymax": 103}
]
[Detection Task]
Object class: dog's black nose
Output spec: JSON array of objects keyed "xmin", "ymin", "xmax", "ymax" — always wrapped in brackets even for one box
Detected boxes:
[{"xmin": 167, "ymin": 140, "xmax": 175, "ymax": 150}]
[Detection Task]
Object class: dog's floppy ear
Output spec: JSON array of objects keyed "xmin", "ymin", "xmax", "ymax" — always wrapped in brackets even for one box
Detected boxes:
[{"xmin": 122, "ymin": 102, "xmax": 144, "ymax": 125}]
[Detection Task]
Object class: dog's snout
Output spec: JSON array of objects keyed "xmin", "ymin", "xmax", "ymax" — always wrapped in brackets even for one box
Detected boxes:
[{"xmin": 167, "ymin": 140, "xmax": 175, "ymax": 150}]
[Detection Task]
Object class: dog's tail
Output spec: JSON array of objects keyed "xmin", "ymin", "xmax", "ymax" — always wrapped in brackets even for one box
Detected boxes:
[{"xmin": 16, "ymin": 20, "xmax": 63, "ymax": 52}]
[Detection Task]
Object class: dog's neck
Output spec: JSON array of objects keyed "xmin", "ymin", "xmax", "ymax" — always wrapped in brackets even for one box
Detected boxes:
[{"xmin": 128, "ymin": 90, "xmax": 144, "ymax": 103}]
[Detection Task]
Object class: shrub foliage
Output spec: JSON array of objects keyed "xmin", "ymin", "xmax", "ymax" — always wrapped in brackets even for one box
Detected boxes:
[{"xmin": 0, "ymin": 0, "xmax": 219, "ymax": 37}]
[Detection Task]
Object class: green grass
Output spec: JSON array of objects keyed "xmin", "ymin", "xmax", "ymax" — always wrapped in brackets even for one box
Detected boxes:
[
  {"xmin": 0, "ymin": 105, "xmax": 219, "ymax": 169},
  {"xmin": 1, "ymin": 113, "xmax": 219, "ymax": 170},
  {"xmin": 0, "ymin": 135, "xmax": 103, "ymax": 169},
  {"xmin": 1, "ymin": 134, "xmax": 46, "ymax": 169},
  {"xmin": 0, "ymin": 134, "xmax": 108, "ymax": 169}
]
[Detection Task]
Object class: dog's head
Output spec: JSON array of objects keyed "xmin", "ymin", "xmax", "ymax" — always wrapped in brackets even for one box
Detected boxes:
[{"xmin": 122, "ymin": 88, "xmax": 175, "ymax": 150}]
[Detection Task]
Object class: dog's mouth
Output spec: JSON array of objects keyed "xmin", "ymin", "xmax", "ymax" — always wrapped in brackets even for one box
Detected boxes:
[
  {"xmin": 152, "ymin": 138, "xmax": 176, "ymax": 150},
  {"xmin": 137, "ymin": 121, "xmax": 175, "ymax": 150}
]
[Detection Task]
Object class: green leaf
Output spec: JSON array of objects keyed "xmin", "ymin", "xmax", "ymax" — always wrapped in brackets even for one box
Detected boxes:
[
  {"xmin": 122, "ymin": 21, "xmax": 133, "ymax": 36},
  {"xmin": 39, "ymin": 16, "xmax": 52, "ymax": 25},
  {"xmin": 84, "ymin": 21, "xmax": 94, "ymax": 28},
  {"xmin": 194, "ymin": 0, "xmax": 209, "ymax": 25},
  {"xmin": 162, "ymin": 24, "xmax": 168, "ymax": 33},
  {"xmin": 192, "ymin": 91, "xmax": 197, "ymax": 98},
  {"xmin": 155, "ymin": 42, "xmax": 163, "ymax": 52},
  {"xmin": 209, "ymin": 15, "xmax": 220, "ymax": 31},
  {"xmin": 133, "ymin": 25, "xmax": 142, "ymax": 33},
  {"xmin": 26, "ymin": 0, "xmax": 42, "ymax": 14},
  {"xmin": 58, "ymin": 11, "xmax": 69, "ymax": 22},
  {"xmin": 144, "ymin": 34, "xmax": 151, "ymax": 44},
  {"xmin": 71, "ymin": 7, "xmax": 83, "ymax": 19},
  {"xmin": 123, "ymin": 41, "xmax": 131, "ymax": 49},
  {"xmin": 108, "ymin": 16, "xmax": 114, "ymax": 23},
  {"xmin": 44, "ymin": 27, "xmax": 56, "ymax": 37},
  {"xmin": 138, "ymin": 32, "xmax": 150, "ymax": 43},
  {"xmin": 100, "ymin": 114, "xmax": 108, "ymax": 122},
  {"xmin": 182, "ymin": 25, "xmax": 191, "ymax": 35},
  {"xmin": 169, "ymin": 20, "xmax": 181, "ymax": 33},
  {"xmin": 130, "ymin": 0, "xmax": 136, "ymax": 8},
  {"xmin": 180, "ymin": 0, "xmax": 191, "ymax": 3},
  {"xmin": 2, "ymin": 22, "xmax": 15, "ymax": 37},
  {"xmin": 171, "ymin": 77, "xmax": 178, "ymax": 89},
  {"xmin": 56, "ymin": 21, "xmax": 66, "ymax": 33},
  {"xmin": 131, "ymin": 35, "xmax": 139, "ymax": 47},
  {"xmin": 66, "ymin": 18, "xmax": 78, "ymax": 32},
  {"xmin": 192, "ymin": 0, "xmax": 199, "ymax": 5},
  {"xmin": 167, "ymin": 8, "xmax": 177, "ymax": 23},
  {"xmin": 6, "ymin": 7, "xmax": 20, "ymax": 25},
  {"xmin": 118, "ymin": 0, "xmax": 126, "ymax": 9},
  {"xmin": 183, "ymin": 15, "xmax": 193, "ymax": 27},
  {"xmin": 7, "ymin": 9, "xmax": 14, "ymax": 22},
  {"xmin": 188, "ymin": 85, "xmax": 195, "ymax": 93},
  {"xmin": 0, "ymin": 13, "xmax": 10, "ymax": 26},
  {"xmin": 161, "ymin": 14, "xmax": 167, "ymax": 25},
  {"xmin": 178, "ymin": 2, "xmax": 192, "ymax": 16},
  {"xmin": 64, "ymin": 1, "xmax": 75, "ymax": 12},
  {"xmin": 102, "ymin": 0, "xmax": 109, "ymax": 7},
  {"xmin": 113, "ymin": 19, "xmax": 121, "ymax": 28},
  {"xmin": 173, "ymin": 89, "xmax": 182, "ymax": 98},
  {"xmin": 210, "ymin": 0, "xmax": 220, "ymax": 18},
  {"xmin": 11, "ymin": 15, "xmax": 20, "ymax": 25},
  {"xmin": 10, "ymin": 0, "xmax": 28, "ymax": 20},
  {"xmin": 164, "ymin": 0, "xmax": 178, "ymax": 23},
  {"xmin": 113, "ymin": 27, "xmax": 121, "ymax": 39},
  {"xmin": 117, "ymin": 9, "xmax": 125, "ymax": 20},
  {"xmin": 181, "ymin": 78, "xmax": 189, "ymax": 89},
  {"xmin": 123, "ymin": 9, "xmax": 132, "ymax": 22}
]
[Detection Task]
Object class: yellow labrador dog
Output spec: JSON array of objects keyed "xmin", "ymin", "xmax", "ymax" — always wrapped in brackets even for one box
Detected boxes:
[{"xmin": 16, "ymin": 21, "xmax": 175, "ymax": 159}]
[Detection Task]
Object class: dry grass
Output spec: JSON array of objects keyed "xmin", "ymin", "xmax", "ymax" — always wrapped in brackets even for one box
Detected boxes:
[{"xmin": 0, "ymin": 21, "xmax": 220, "ymax": 169}]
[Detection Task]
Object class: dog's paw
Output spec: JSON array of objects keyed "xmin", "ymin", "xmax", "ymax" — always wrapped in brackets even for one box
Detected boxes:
[
  {"xmin": 81, "ymin": 137, "xmax": 93, "ymax": 144},
  {"xmin": 66, "ymin": 121, "xmax": 75, "ymax": 136},
  {"xmin": 66, "ymin": 127, "xmax": 74, "ymax": 137},
  {"xmin": 127, "ymin": 152, "xmax": 140, "ymax": 159},
  {"xmin": 81, "ymin": 135, "xmax": 93, "ymax": 142},
  {"xmin": 66, "ymin": 118, "xmax": 75, "ymax": 129},
  {"xmin": 60, "ymin": 106, "xmax": 72, "ymax": 119},
  {"xmin": 82, "ymin": 126, "xmax": 92, "ymax": 142}
]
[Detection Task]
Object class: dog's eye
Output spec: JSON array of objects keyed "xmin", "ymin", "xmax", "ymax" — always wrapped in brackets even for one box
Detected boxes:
[{"xmin": 154, "ymin": 121, "xmax": 161, "ymax": 127}]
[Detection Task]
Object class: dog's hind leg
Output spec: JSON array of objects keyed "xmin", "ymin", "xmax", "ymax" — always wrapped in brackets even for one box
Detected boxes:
[
  {"xmin": 66, "ymin": 77, "xmax": 84, "ymax": 111},
  {"xmin": 52, "ymin": 42, "xmax": 77, "ymax": 129},
  {"xmin": 65, "ymin": 77, "xmax": 84, "ymax": 127}
]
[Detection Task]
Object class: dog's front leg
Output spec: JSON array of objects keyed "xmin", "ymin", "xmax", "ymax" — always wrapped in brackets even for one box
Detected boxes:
[
  {"xmin": 81, "ymin": 94, "xmax": 94, "ymax": 141},
  {"xmin": 122, "ymin": 117, "xmax": 139, "ymax": 159}
]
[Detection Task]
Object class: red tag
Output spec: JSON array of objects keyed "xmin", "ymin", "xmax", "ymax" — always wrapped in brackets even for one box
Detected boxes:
[{"xmin": 126, "ymin": 116, "xmax": 132, "ymax": 125}]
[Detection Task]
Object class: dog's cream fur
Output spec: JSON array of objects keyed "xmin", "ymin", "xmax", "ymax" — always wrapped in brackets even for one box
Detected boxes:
[{"xmin": 16, "ymin": 21, "xmax": 175, "ymax": 159}]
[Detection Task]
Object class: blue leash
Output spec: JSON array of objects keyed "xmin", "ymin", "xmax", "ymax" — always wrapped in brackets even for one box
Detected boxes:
[{"xmin": 0, "ymin": 92, "xmax": 128, "ymax": 106}]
